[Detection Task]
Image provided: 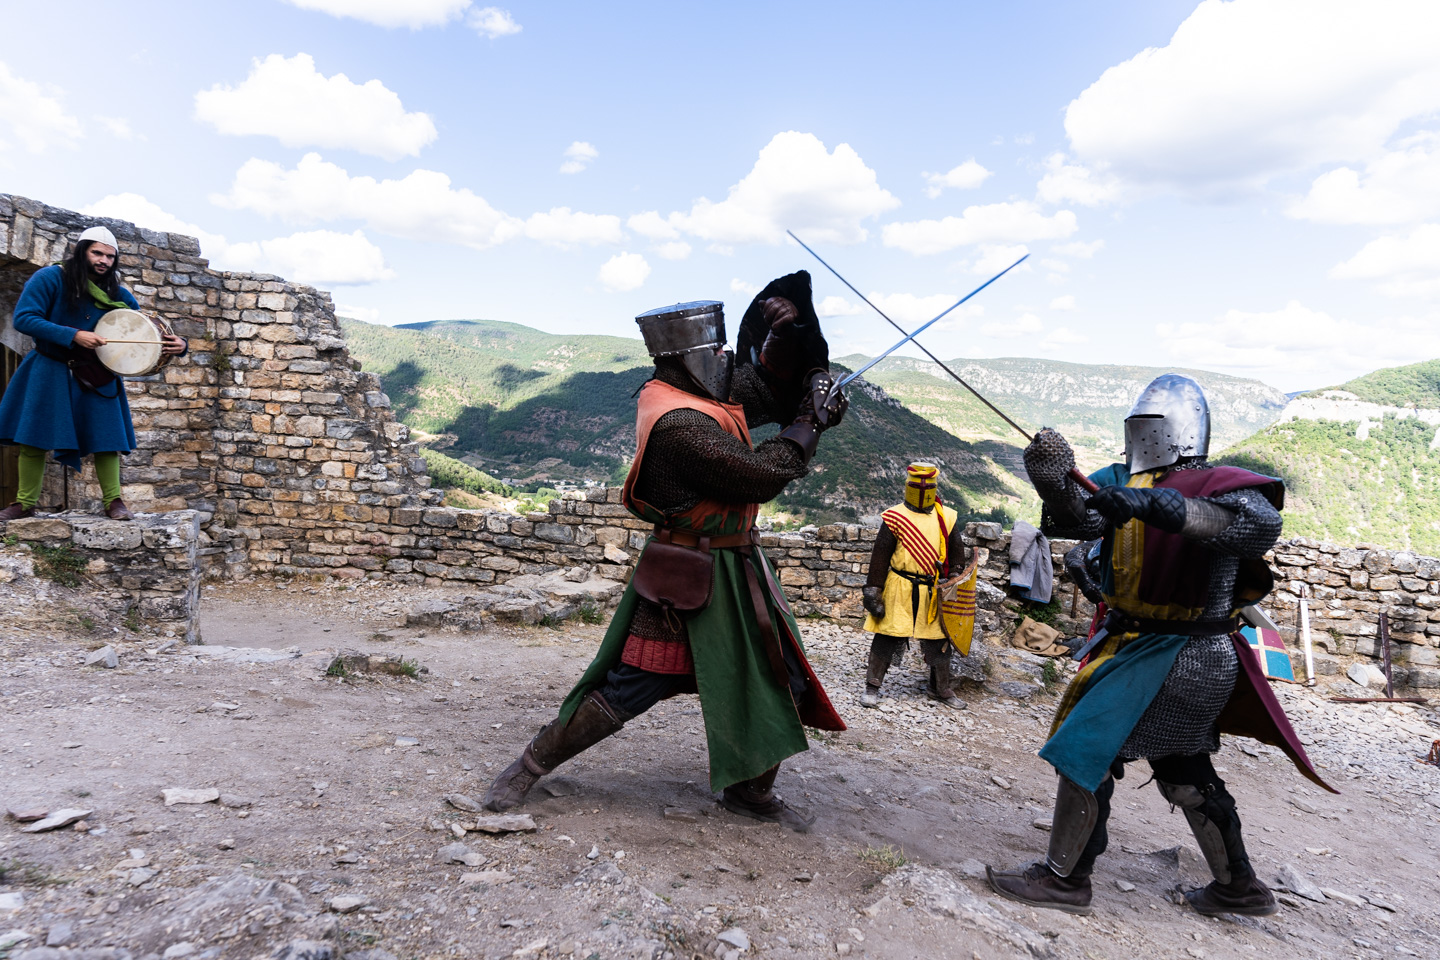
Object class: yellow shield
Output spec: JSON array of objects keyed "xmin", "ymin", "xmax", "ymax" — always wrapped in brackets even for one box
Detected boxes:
[{"xmin": 939, "ymin": 558, "xmax": 979, "ymax": 656}]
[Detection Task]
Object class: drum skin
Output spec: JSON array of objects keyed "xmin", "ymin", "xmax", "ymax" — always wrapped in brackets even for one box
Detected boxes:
[{"xmin": 94, "ymin": 309, "xmax": 175, "ymax": 377}]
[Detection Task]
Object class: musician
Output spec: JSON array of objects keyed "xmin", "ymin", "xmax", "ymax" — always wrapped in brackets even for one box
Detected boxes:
[{"xmin": 0, "ymin": 226, "xmax": 187, "ymax": 521}]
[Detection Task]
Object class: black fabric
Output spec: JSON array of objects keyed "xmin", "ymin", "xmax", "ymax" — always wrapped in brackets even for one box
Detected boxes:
[
  {"xmin": 597, "ymin": 664, "xmax": 691, "ymax": 719},
  {"xmin": 734, "ymin": 270, "xmax": 827, "ymax": 407},
  {"xmin": 866, "ymin": 526, "xmax": 897, "ymax": 589}
]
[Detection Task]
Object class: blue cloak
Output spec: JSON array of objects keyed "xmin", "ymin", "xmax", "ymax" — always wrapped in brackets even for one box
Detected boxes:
[{"xmin": 0, "ymin": 265, "xmax": 138, "ymax": 469}]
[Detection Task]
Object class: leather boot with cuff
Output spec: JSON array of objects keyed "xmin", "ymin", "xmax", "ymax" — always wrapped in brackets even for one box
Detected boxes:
[
  {"xmin": 986, "ymin": 862, "xmax": 1093, "ymax": 915},
  {"xmin": 483, "ymin": 690, "xmax": 626, "ymax": 812},
  {"xmin": 925, "ymin": 647, "xmax": 967, "ymax": 710},
  {"xmin": 719, "ymin": 765, "xmax": 815, "ymax": 833}
]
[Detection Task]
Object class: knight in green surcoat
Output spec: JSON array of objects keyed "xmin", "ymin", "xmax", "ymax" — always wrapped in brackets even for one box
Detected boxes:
[{"xmin": 483, "ymin": 274, "xmax": 848, "ymax": 830}]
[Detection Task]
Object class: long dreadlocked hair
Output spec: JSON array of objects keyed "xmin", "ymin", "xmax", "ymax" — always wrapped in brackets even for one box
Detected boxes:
[{"xmin": 61, "ymin": 239, "xmax": 122, "ymax": 307}]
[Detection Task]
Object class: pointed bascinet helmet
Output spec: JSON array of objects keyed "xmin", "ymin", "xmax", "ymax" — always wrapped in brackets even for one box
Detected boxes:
[
  {"xmin": 1124, "ymin": 374, "xmax": 1211, "ymax": 473},
  {"xmin": 904, "ymin": 462, "xmax": 940, "ymax": 512},
  {"xmin": 635, "ymin": 300, "xmax": 733, "ymax": 402}
]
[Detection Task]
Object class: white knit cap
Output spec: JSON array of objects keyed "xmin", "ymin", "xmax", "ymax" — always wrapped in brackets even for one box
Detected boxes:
[{"xmin": 77, "ymin": 225, "xmax": 119, "ymax": 250}]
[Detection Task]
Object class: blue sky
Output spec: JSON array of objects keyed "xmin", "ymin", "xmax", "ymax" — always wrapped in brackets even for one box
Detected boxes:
[{"xmin": 2, "ymin": 0, "xmax": 1438, "ymax": 392}]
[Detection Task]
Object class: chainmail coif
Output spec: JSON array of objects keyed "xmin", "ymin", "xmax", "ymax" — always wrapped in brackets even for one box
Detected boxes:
[{"xmin": 628, "ymin": 360, "xmax": 810, "ymax": 644}]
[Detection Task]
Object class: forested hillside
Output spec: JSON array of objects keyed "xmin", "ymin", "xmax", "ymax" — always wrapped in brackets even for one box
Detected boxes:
[
  {"xmin": 1219, "ymin": 359, "xmax": 1440, "ymax": 554},
  {"xmin": 343, "ymin": 319, "xmax": 1037, "ymax": 525}
]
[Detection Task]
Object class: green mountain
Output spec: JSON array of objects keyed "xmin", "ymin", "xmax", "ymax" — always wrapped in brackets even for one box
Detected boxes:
[
  {"xmin": 341, "ymin": 319, "xmax": 1037, "ymax": 525},
  {"xmin": 841, "ymin": 355, "xmax": 1288, "ymax": 471},
  {"xmin": 1218, "ymin": 358, "xmax": 1440, "ymax": 554}
]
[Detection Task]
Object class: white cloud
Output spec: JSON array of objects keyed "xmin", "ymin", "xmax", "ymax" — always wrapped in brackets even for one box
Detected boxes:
[
  {"xmin": 598, "ymin": 252, "xmax": 651, "ymax": 292},
  {"xmin": 664, "ymin": 131, "xmax": 899, "ymax": 245},
  {"xmin": 923, "ymin": 160, "xmax": 991, "ymax": 198},
  {"xmin": 83, "ymin": 193, "xmax": 225, "ymax": 251},
  {"xmin": 883, "ymin": 202, "xmax": 1076, "ymax": 255},
  {"xmin": 730, "ymin": 278, "xmax": 761, "ymax": 297},
  {"xmin": 1039, "ymin": 258, "xmax": 1069, "ymax": 273},
  {"xmin": 1064, "ymin": 0, "xmax": 1440, "ymax": 193},
  {"xmin": 1050, "ymin": 295, "xmax": 1076, "ymax": 310},
  {"xmin": 518, "ymin": 207, "xmax": 623, "ymax": 247},
  {"xmin": 981, "ymin": 312, "xmax": 1043, "ymax": 339},
  {"xmin": 559, "ymin": 140, "xmax": 597, "ymax": 174},
  {"xmin": 0, "ymin": 61, "xmax": 82, "ymax": 152},
  {"xmin": 627, "ymin": 211, "xmax": 681, "ymax": 240},
  {"xmin": 224, "ymin": 229, "xmax": 395, "ymax": 286},
  {"xmin": 336, "ymin": 304, "xmax": 382, "ymax": 323},
  {"xmin": 1330, "ymin": 223, "xmax": 1440, "ymax": 298},
  {"xmin": 82, "ymin": 192, "xmax": 393, "ymax": 286},
  {"xmin": 654, "ymin": 241, "xmax": 691, "ymax": 260},
  {"xmin": 1288, "ymin": 132, "xmax": 1440, "ymax": 225},
  {"xmin": 1040, "ymin": 326, "xmax": 1087, "ymax": 349},
  {"xmin": 94, "ymin": 116, "xmax": 140, "ymax": 141},
  {"xmin": 1036, "ymin": 153, "xmax": 1121, "ymax": 206},
  {"xmin": 817, "ymin": 295, "xmax": 861, "ymax": 317},
  {"xmin": 967, "ymin": 244, "xmax": 1031, "ymax": 276},
  {"xmin": 280, "ymin": 0, "xmax": 471, "ymax": 29},
  {"xmin": 214, "ymin": 153, "xmax": 518, "ymax": 248},
  {"xmin": 194, "ymin": 53, "xmax": 436, "ymax": 161},
  {"xmin": 468, "ymin": 6, "xmax": 522, "ymax": 38},
  {"xmin": 1052, "ymin": 239, "xmax": 1105, "ymax": 259},
  {"xmin": 1157, "ymin": 300, "xmax": 1440, "ymax": 389},
  {"xmin": 867, "ymin": 292, "xmax": 962, "ymax": 327}
]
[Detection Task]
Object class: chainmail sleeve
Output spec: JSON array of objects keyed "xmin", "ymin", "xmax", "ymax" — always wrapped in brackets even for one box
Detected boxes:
[
  {"xmin": 729, "ymin": 362, "xmax": 800, "ymax": 429},
  {"xmin": 865, "ymin": 526, "xmax": 897, "ymax": 589},
  {"xmin": 945, "ymin": 521, "xmax": 971, "ymax": 572},
  {"xmin": 632, "ymin": 409, "xmax": 806, "ymax": 514},
  {"xmin": 1187, "ymin": 488, "xmax": 1282, "ymax": 559}
]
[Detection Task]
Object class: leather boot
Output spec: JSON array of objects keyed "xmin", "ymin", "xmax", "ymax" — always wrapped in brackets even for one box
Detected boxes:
[
  {"xmin": 482, "ymin": 691, "xmax": 626, "ymax": 812},
  {"xmin": 1154, "ymin": 777, "xmax": 1277, "ymax": 917},
  {"xmin": 105, "ymin": 499, "xmax": 134, "ymax": 521},
  {"xmin": 926, "ymin": 651, "xmax": 967, "ymax": 710},
  {"xmin": 860, "ymin": 649, "xmax": 890, "ymax": 708},
  {"xmin": 986, "ymin": 862, "xmax": 1093, "ymax": 916},
  {"xmin": 719, "ymin": 765, "xmax": 815, "ymax": 833},
  {"xmin": 0, "ymin": 502, "xmax": 35, "ymax": 522},
  {"xmin": 1186, "ymin": 865, "xmax": 1277, "ymax": 917}
]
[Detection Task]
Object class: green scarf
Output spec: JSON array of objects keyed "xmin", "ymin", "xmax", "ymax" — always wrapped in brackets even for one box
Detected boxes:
[{"xmin": 86, "ymin": 278, "xmax": 130, "ymax": 312}]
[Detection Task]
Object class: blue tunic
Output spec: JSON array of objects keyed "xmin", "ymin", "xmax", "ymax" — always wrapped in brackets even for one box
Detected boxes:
[{"xmin": 0, "ymin": 265, "xmax": 138, "ymax": 470}]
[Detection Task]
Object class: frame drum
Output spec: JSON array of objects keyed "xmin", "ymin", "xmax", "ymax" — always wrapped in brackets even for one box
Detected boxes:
[{"xmin": 94, "ymin": 309, "xmax": 175, "ymax": 377}]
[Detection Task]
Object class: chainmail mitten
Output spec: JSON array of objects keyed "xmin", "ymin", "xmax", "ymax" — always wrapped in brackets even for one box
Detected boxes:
[
  {"xmin": 1064, "ymin": 540, "xmax": 1104, "ymax": 604},
  {"xmin": 1025, "ymin": 428, "xmax": 1088, "ymax": 524}
]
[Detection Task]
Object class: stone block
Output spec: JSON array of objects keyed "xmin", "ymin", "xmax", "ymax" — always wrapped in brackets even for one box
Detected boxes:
[
  {"xmin": 69, "ymin": 519, "xmax": 144, "ymax": 551},
  {"xmin": 422, "ymin": 508, "xmax": 460, "ymax": 528},
  {"xmin": 6, "ymin": 517, "xmax": 71, "ymax": 540},
  {"xmin": 536, "ymin": 523, "xmax": 574, "ymax": 544}
]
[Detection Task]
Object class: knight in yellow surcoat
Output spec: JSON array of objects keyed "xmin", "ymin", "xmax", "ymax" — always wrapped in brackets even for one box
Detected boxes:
[{"xmin": 860, "ymin": 462, "xmax": 970, "ymax": 709}]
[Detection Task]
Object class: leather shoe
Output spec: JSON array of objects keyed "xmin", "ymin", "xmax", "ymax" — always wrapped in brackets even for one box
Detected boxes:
[
  {"xmin": 1185, "ymin": 872, "xmax": 1278, "ymax": 917},
  {"xmin": 987, "ymin": 861, "xmax": 1094, "ymax": 915},
  {"xmin": 0, "ymin": 502, "xmax": 35, "ymax": 522},
  {"xmin": 105, "ymin": 499, "xmax": 134, "ymax": 521}
]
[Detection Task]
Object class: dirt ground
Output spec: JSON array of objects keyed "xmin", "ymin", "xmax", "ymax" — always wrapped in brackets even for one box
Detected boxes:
[{"xmin": 3, "ymin": 573, "xmax": 1440, "ymax": 960}]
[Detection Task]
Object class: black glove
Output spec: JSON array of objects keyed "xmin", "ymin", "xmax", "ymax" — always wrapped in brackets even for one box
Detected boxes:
[
  {"xmin": 1085, "ymin": 485, "xmax": 1186, "ymax": 533},
  {"xmin": 862, "ymin": 585, "xmax": 885, "ymax": 619},
  {"xmin": 777, "ymin": 370, "xmax": 848, "ymax": 462}
]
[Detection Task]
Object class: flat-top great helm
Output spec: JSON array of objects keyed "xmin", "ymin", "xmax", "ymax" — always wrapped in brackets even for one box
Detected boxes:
[
  {"xmin": 1124, "ymin": 374, "xmax": 1210, "ymax": 473},
  {"xmin": 904, "ymin": 462, "xmax": 940, "ymax": 512},
  {"xmin": 635, "ymin": 300, "xmax": 732, "ymax": 402}
]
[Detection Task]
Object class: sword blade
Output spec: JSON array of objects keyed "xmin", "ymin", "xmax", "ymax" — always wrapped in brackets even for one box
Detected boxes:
[{"xmin": 833, "ymin": 252, "xmax": 1029, "ymax": 391}]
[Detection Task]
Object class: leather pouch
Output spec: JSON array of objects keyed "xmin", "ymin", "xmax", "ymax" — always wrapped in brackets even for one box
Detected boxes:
[{"xmin": 632, "ymin": 528, "xmax": 714, "ymax": 622}]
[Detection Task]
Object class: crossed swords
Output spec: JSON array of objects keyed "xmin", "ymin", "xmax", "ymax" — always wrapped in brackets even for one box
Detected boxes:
[{"xmin": 788, "ymin": 229, "xmax": 1099, "ymax": 494}]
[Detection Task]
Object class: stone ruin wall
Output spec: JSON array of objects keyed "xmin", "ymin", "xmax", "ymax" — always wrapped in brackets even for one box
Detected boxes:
[
  {"xmin": 0, "ymin": 193, "xmax": 441, "ymax": 580},
  {"xmin": 1, "ymin": 194, "xmax": 1437, "ymax": 690}
]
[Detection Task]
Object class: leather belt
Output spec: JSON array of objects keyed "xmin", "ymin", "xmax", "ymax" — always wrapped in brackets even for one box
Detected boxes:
[
  {"xmin": 1104, "ymin": 610, "xmax": 1239, "ymax": 636},
  {"xmin": 1073, "ymin": 609, "xmax": 1239, "ymax": 663},
  {"xmin": 658, "ymin": 526, "xmax": 757, "ymax": 549}
]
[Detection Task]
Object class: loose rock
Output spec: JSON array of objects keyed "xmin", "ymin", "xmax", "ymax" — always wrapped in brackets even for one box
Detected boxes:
[
  {"xmin": 471, "ymin": 814, "xmax": 537, "ymax": 834},
  {"xmin": 162, "ymin": 788, "xmax": 219, "ymax": 806},
  {"xmin": 20, "ymin": 808, "xmax": 91, "ymax": 833}
]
